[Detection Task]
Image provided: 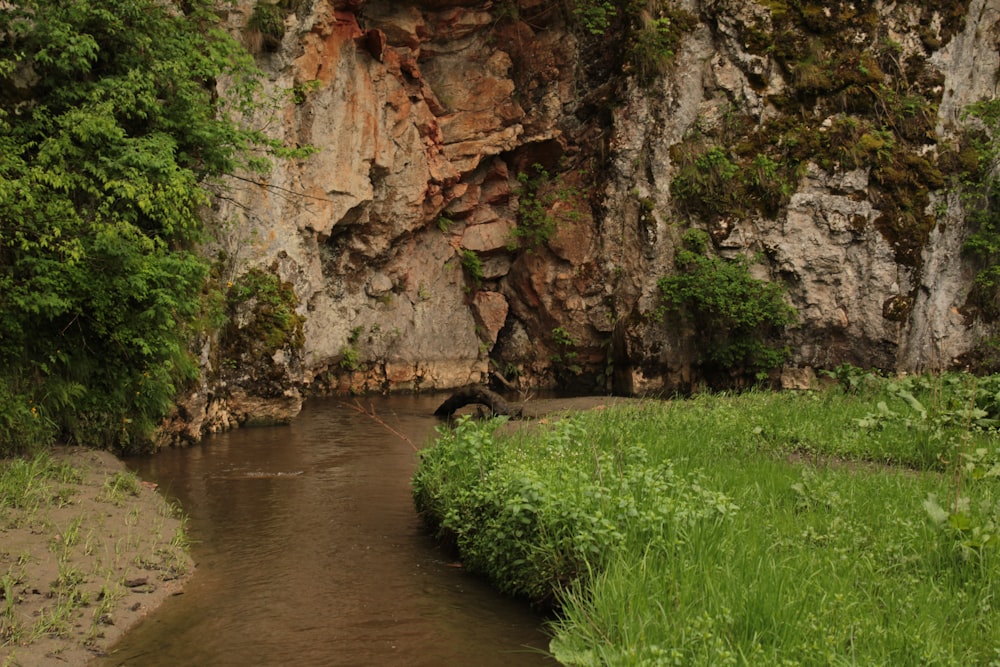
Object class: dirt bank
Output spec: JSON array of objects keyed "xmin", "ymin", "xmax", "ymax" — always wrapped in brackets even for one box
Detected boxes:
[{"xmin": 0, "ymin": 448, "xmax": 192, "ymax": 666}]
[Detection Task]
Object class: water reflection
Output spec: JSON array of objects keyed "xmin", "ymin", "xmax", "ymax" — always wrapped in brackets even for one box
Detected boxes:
[{"xmin": 94, "ymin": 396, "xmax": 553, "ymax": 666}]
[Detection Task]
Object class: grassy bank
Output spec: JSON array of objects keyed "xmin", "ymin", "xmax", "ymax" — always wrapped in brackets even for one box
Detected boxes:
[
  {"xmin": 1, "ymin": 448, "xmax": 191, "ymax": 666},
  {"xmin": 413, "ymin": 373, "xmax": 1000, "ymax": 665}
]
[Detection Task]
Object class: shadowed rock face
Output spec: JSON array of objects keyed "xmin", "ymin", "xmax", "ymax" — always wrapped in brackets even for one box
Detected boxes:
[{"xmin": 164, "ymin": 0, "xmax": 1000, "ymax": 442}]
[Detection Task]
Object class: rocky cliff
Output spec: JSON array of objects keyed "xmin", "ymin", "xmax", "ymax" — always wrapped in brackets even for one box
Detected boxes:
[{"xmin": 166, "ymin": 0, "xmax": 1000, "ymax": 440}]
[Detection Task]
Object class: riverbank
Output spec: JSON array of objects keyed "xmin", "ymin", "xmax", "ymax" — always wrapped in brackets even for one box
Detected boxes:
[
  {"xmin": 415, "ymin": 374, "xmax": 1000, "ymax": 664},
  {"xmin": 0, "ymin": 447, "xmax": 192, "ymax": 667}
]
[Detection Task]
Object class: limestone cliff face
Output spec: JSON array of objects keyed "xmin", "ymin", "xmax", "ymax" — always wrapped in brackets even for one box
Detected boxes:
[
  {"xmin": 168, "ymin": 0, "xmax": 1000, "ymax": 440},
  {"xmin": 608, "ymin": 0, "xmax": 1000, "ymax": 391}
]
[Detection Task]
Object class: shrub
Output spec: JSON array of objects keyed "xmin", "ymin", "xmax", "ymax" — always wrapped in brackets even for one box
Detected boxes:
[{"xmin": 657, "ymin": 229, "xmax": 796, "ymax": 383}]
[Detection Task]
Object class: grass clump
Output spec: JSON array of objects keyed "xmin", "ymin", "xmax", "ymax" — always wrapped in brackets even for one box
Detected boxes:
[
  {"xmin": 99, "ymin": 470, "xmax": 142, "ymax": 505},
  {"xmin": 414, "ymin": 372, "xmax": 1000, "ymax": 665},
  {"xmin": 0, "ymin": 453, "xmax": 80, "ymax": 513}
]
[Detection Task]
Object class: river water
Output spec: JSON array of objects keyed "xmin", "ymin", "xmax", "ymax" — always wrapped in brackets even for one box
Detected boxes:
[{"xmin": 94, "ymin": 395, "xmax": 554, "ymax": 666}]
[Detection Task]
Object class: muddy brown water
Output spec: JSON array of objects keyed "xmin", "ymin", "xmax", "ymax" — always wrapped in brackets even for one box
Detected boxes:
[{"xmin": 93, "ymin": 395, "xmax": 554, "ymax": 666}]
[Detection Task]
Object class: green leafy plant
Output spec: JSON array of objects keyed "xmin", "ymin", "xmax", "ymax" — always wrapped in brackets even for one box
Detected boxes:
[
  {"xmin": 819, "ymin": 363, "xmax": 880, "ymax": 394},
  {"xmin": 657, "ymin": 229, "xmax": 796, "ymax": 384},
  {"xmin": 571, "ymin": 0, "xmax": 616, "ymax": 35},
  {"xmin": 550, "ymin": 327, "xmax": 583, "ymax": 379},
  {"xmin": 510, "ymin": 163, "xmax": 583, "ymax": 250},
  {"xmin": 0, "ymin": 0, "xmax": 287, "ymax": 453},
  {"xmin": 460, "ymin": 249, "xmax": 485, "ymax": 289},
  {"xmin": 852, "ymin": 373, "xmax": 1000, "ymax": 468}
]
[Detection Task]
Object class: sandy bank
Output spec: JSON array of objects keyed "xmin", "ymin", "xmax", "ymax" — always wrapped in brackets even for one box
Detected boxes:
[{"xmin": 0, "ymin": 447, "xmax": 192, "ymax": 666}]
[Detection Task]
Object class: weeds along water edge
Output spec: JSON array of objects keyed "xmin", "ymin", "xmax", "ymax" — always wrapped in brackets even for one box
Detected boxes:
[{"xmin": 413, "ymin": 372, "xmax": 1000, "ymax": 666}]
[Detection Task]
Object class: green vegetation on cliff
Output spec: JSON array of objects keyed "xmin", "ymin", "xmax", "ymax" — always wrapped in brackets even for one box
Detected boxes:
[
  {"xmin": 414, "ymin": 373, "xmax": 1000, "ymax": 664},
  {"xmin": 959, "ymin": 98, "xmax": 1000, "ymax": 325},
  {"xmin": 668, "ymin": 1, "xmax": 959, "ymax": 268},
  {"xmin": 0, "ymin": 0, "xmax": 285, "ymax": 454},
  {"xmin": 657, "ymin": 229, "xmax": 796, "ymax": 384}
]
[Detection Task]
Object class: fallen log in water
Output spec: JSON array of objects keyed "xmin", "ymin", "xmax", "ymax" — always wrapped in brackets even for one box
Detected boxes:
[{"xmin": 433, "ymin": 385, "xmax": 521, "ymax": 419}]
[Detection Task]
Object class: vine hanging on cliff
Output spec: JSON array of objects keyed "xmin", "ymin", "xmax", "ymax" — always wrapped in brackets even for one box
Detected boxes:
[{"xmin": 958, "ymin": 99, "xmax": 1000, "ymax": 322}]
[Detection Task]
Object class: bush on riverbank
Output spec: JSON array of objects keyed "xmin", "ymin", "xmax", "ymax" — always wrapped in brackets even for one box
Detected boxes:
[{"xmin": 413, "ymin": 373, "xmax": 1000, "ymax": 665}]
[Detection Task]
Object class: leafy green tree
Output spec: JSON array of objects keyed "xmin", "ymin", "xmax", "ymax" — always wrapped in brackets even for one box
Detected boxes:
[{"xmin": 0, "ymin": 0, "xmax": 275, "ymax": 453}]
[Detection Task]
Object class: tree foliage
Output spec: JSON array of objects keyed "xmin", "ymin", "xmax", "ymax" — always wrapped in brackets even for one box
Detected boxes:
[{"xmin": 0, "ymin": 0, "xmax": 272, "ymax": 453}]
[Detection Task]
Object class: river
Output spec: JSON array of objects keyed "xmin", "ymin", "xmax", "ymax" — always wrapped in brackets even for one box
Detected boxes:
[{"xmin": 93, "ymin": 395, "xmax": 554, "ymax": 666}]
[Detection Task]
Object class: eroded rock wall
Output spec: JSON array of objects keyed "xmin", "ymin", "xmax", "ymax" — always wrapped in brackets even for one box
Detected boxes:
[
  {"xmin": 168, "ymin": 0, "xmax": 1000, "ymax": 440},
  {"xmin": 605, "ymin": 0, "xmax": 1000, "ymax": 391}
]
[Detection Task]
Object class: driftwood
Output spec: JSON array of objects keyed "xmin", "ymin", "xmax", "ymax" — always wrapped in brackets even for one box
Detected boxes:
[{"xmin": 433, "ymin": 385, "xmax": 521, "ymax": 419}]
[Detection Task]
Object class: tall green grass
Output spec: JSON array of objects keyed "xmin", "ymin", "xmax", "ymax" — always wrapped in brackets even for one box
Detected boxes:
[{"xmin": 413, "ymin": 374, "xmax": 1000, "ymax": 665}]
